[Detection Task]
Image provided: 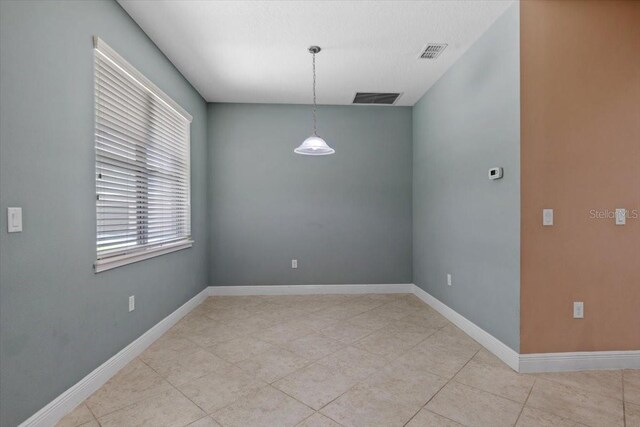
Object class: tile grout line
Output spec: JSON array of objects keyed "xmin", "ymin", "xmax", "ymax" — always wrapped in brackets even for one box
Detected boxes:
[
  {"xmin": 524, "ymin": 380, "xmax": 623, "ymax": 427},
  {"xmin": 448, "ymin": 375, "xmax": 533, "ymax": 406},
  {"xmin": 405, "ymin": 409, "xmax": 467, "ymax": 427},
  {"xmin": 538, "ymin": 373, "xmax": 629, "ymax": 427},
  {"xmin": 187, "ymin": 345, "xmax": 281, "ymax": 421},
  {"xmin": 344, "ymin": 312, "xmax": 451, "ymax": 367},
  {"xmin": 226, "ymin": 295, "xmax": 412, "ymax": 379},
  {"xmin": 513, "ymin": 377, "xmax": 535, "ymax": 426},
  {"xmin": 265, "ymin": 360, "xmax": 355, "ymax": 419},
  {"xmin": 82, "ymin": 402, "xmax": 101, "ymax": 427},
  {"xmin": 402, "ymin": 348, "xmax": 482, "ymax": 427},
  {"xmin": 315, "ymin": 381, "xmax": 363, "ymax": 423},
  {"xmin": 136, "ymin": 356, "xmax": 216, "ymax": 426},
  {"xmin": 59, "ymin": 402, "xmax": 102, "ymax": 427},
  {"xmin": 293, "ymin": 411, "xmax": 317, "ymax": 427},
  {"xmin": 318, "ymin": 409, "xmax": 348, "ymax": 427},
  {"xmin": 243, "ymin": 295, "xmax": 397, "ymax": 351},
  {"xmin": 318, "ymin": 307, "xmax": 449, "ymax": 372},
  {"xmin": 265, "ymin": 382, "xmax": 322, "ymax": 413},
  {"xmin": 265, "ymin": 337, "xmax": 379, "ymax": 412},
  {"xmin": 273, "ymin": 336, "xmax": 400, "ymax": 415},
  {"xmin": 205, "ymin": 382, "xmax": 272, "ymax": 425},
  {"xmin": 535, "ymin": 369, "xmax": 627, "ymax": 403},
  {"xmin": 294, "ymin": 411, "xmax": 341, "ymax": 427},
  {"xmin": 308, "ymin": 297, "xmax": 412, "ymax": 348},
  {"xmin": 84, "ymin": 357, "xmax": 179, "ymax": 422}
]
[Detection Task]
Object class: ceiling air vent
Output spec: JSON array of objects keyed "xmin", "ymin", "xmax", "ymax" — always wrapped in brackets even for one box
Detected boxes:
[
  {"xmin": 420, "ymin": 43, "xmax": 447, "ymax": 59},
  {"xmin": 352, "ymin": 92, "xmax": 401, "ymax": 105}
]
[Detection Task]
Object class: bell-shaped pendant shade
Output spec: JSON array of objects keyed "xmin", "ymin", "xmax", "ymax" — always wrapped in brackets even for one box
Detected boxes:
[{"xmin": 294, "ymin": 135, "xmax": 335, "ymax": 156}]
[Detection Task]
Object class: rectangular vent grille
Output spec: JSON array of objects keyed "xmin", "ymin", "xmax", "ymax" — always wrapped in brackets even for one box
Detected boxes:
[
  {"xmin": 352, "ymin": 92, "xmax": 401, "ymax": 105},
  {"xmin": 420, "ymin": 43, "xmax": 447, "ymax": 59}
]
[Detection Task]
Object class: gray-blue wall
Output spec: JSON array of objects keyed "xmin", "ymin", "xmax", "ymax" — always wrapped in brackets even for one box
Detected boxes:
[
  {"xmin": 0, "ymin": 1, "xmax": 208, "ymax": 425},
  {"xmin": 412, "ymin": 4, "xmax": 520, "ymax": 351},
  {"xmin": 208, "ymin": 103, "xmax": 412, "ymax": 286},
  {"xmin": 0, "ymin": 1, "xmax": 520, "ymax": 424}
]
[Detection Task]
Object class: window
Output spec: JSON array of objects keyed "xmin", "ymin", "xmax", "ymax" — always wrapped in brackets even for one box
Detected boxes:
[{"xmin": 93, "ymin": 37, "xmax": 193, "ymax": 273}]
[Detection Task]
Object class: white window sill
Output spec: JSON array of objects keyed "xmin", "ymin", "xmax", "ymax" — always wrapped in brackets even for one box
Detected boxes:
[{"xmin": 94, "ymin": 240, "xmax": 193, "ymax": 273}]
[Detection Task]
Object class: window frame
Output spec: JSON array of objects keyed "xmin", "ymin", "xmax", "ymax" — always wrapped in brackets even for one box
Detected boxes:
[{"xmin": 93, "ymin": 37, "xmax": 193, "ymax": 273}]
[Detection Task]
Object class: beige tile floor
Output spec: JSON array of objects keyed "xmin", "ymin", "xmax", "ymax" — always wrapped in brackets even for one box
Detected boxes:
[{"xmin": 56, "ymin": 293, "xmax": 639, "ymax": 427}]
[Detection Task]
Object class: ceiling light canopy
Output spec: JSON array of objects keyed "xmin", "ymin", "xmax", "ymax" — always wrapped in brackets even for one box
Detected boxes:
[{"xmin": 295, "ymin": 46, "xmax": 335, "ymax": 156}]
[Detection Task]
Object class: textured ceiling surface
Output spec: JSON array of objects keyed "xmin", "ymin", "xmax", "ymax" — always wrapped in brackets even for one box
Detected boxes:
[{"xmin": 118, "ymin": 1, "xmax": 513, "ymax": 106}]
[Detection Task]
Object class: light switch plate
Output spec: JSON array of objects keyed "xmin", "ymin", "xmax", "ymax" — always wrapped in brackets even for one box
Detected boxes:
[
  {"xmin": 447, "ymin": 273, "xmax": 452, "ymax": 286},
  {"xmin": 291, "ymin": 259, "xmax": 298, "ymax": 269},
  {"xmin": 615, "ymin": 208, "xmax": 626, "ymax": 225},
  {"xmin": 129, "ymin": 295, "xmax": 135, "ymax": 312},
  {"xmin": 7, "ymin": 207, "xmax": 22, "ymax": 232},
  {"xmin": 543, "ymin": 209, "xmax": 554, "ymax": 226}
]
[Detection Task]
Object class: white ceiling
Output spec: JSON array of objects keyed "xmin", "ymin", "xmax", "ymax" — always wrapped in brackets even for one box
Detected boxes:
[{"xmin": 118, "ymin": 0, "xmax": 513, "ymax": 106}]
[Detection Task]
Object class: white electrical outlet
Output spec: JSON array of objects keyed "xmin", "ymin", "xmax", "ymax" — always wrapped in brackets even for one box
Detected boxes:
[
  {"xmin": 291, "ymin": 259, "xmax": 298, "ymax": 269},
  {"xmin": 129, "ymin": 295, "xmax": 135, "ymax": 312},
  {"xmin": 543, "ymin": 209, "xmax": 554, "ymax": 226},
  {"xmin": 573, "ymin": 301, "xmax": 584, "ymax": 319},
  {"xmin": 447, "ymin": 273, "xmax": 452, "ymax": 286},
  {"xmin": 615, "ymin": 208, "xmax": 626, "ymax": 225}
]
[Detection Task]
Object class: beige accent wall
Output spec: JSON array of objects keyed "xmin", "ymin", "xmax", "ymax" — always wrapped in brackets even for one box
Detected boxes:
[{"xmin": 520, "ymin": 0, "xmax": 640, "ymax": 353}]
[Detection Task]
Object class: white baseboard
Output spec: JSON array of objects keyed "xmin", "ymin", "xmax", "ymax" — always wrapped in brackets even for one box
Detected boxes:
[
  {"xmin": 21, "ymin": 282, "xmax": 640, "ymax": 426},
  {"xmin": 411, "ymin": 285, "xmax": 521, "ymax": 372},
  {"xmin": 519, "ymin": 350, "xmax": 640, "ymax": 373},
  {"xmin": 19, "ymin": 287, "xmax": 209, "ymax": 427},
  {"xmin": 208, "ymin": 283, "xmax": 414, "ymax": 296},
  {"xmin": 411, "ymin": 284, "xmax": 640, "ymax": 373}
]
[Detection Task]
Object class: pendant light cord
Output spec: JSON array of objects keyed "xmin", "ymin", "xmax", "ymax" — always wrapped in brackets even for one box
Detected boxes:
[{"xmin": 312, "ymin": 51, "xmax": 317, "ymax": 136}]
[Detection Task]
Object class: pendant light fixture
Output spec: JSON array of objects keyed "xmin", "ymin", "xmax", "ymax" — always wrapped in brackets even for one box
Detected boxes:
[{"xmin": 294, "ymin": 46, "xmax": 335, "ymax": 156}]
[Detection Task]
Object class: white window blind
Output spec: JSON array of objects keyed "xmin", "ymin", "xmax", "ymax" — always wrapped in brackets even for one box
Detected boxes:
[{"xmin": 93, "ymin": 37, "xmax": 193, "ymax": 273}]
